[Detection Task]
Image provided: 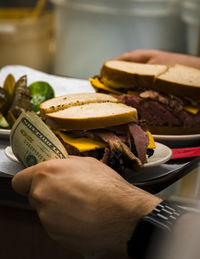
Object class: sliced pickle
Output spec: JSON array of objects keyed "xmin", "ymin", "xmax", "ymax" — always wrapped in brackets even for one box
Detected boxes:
[
  {"xmin": 0, "ymin": 87, "xmax": 8, "ymax": 113},
  {"xmin": 8, "ymin": 75, "xmax": 33, "ymax": 119},
  {"xmin": 3, "ymin": 74, "xmax": 15, "ymax": 107},
  {"xmin": 6, "ymin": 110, "xmax": 16, "ymax": 127}
]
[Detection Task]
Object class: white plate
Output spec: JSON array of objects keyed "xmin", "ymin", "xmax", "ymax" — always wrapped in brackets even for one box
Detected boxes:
[
  {"xmin": 5, "ymin": 146, "xmax": 19, "ymax": 163},
  {"xmin": 0, "ymin": 129, "xmax": 10, "ymax": 138},
  {"xmin": 144, "ymin": 142, "xmax": 172, "ymax": 168},
  {"xmin": 153, "ymin": 134, "xmax": 200, "ymax": 148},
  {"xmin": 153, "ymin": 134, "xmax": 200, "ymax": 141},
  {"xmin": 5, "ymin": 142, "xmax": 172, "ymax": 168}
]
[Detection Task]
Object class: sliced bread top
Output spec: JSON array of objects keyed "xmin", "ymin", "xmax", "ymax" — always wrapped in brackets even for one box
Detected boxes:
[
  {"xmin": 44, "ymin": 102, "xmax": 138, "ymax": 130},
  {"xmin": 154, "ymin": 64, "xmax": 200, "ymax": 99},
  {"xmin": 40, "ymin": 92, "xmax": 138, "ymax": 130},
  {"xmin": 98, "ymin": 60, "xmax": 200, "ymax": 100},
  {"xmin": 40, "ymin": 92, "xmax": 119, "ymax": 115},
  {"xmin": 100, "ymin": 60, "xmax": 167, "ymax": 89}
]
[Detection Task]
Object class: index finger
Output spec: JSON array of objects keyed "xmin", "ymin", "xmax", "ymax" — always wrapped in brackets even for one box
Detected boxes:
[{"xmin": 11, "ymin": 157, "xmax": 77, "ymax": 195}]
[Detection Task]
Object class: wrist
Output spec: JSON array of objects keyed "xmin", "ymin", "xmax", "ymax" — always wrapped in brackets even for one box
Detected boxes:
[
  {"xmin": 124, "ymin": 184, "xmax": 162, "ymax": 224},
  {"xmin": 130, "ymin": 188, "xmax": 162, "ymax": 221},
  {"xmin": 115, "ymin": 185, "xmax": 162, "ymax": 254}
]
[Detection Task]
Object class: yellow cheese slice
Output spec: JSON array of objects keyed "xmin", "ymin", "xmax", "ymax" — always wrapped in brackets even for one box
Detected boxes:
[
  {"xmin": 55, "ymin": 130, "xmax": 155, "ymax": 154},
  {"xmin": 184, "ymin": 106, "xmax": 200, "ymax": 115},
  {"xmin": 55, "ymin": 131, "xmax": 107, "ymax": 152},
  {"xmin": 147, "ymin": 131, "xmax": 156, "ymax": 149},
  {"xmin": 89, "ymin": 77, "xmax": 124, "ymax": 95}
]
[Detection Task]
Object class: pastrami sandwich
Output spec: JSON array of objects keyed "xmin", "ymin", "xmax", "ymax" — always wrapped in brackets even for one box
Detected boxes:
[
  {"xmin": 40, "ymin": 92, "xmax": 156, "ymax": 173},
  {"xmin": 90, "ymin": 60, "xmax": 200, "ymax": 135}
]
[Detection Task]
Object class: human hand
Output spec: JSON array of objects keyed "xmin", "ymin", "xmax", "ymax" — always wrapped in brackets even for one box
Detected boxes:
[
  {"xmin": 12, "ymin": 156, "xmax": 161, "ymax": 255},
  {"xmin": 117, "ymin": 49, "xmax": 200, "ymax": 69}
]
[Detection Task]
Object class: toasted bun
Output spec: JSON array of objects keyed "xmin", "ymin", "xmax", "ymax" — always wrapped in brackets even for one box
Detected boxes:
[
  {"xmin": 40, "ymin": 93, "xmax": 138, "ymax": 130},
  {"xmin": 100, "ymin": 60, "xmax": 167, "ymax": 89}
]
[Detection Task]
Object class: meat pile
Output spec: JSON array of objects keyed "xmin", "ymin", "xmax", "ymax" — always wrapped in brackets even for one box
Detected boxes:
[
  {"xmin": 119, "ymin": 90, "xmax": 200, "ymax": 128},
  {"xmin": 58, "ymin": 122, "xmax": 151, "ymax": 174}
]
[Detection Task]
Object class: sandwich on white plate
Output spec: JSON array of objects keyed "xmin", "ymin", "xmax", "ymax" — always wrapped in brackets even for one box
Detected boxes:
[
  {"xmin": 40, "ymin": 92, "xmax": 156, "ymax": 173},
  {"xmin": 90, "ymin": 60, "xmax": 200, "ymax": 135}
]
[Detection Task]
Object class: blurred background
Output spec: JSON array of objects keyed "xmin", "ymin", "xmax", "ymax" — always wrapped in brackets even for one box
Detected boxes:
[
  {"xmin": 0, "ymin": 2, "xmax": 200, "ymax": 258},
  {"xmin": 0, "ymin": 0, "xmax": 200, "ymax": 79}
]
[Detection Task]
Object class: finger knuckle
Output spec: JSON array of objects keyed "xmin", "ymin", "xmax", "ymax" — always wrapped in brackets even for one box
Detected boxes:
[
  {"xmin": 41, "ymin": 160, "xmax": 57, "ymax": 173},
  {"xmin": 34, "ymin": 169, "xmax": 49, "ymax": 182},
  {"xmin": 31, "ymin": 186, "xmax": 44, "ymax": 203}
]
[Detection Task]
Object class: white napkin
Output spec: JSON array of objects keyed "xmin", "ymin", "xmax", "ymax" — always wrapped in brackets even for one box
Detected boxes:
[
  {"xmin": 0, "ymin": 65, "xmax": 95, "ymax": 96},
  {"xmin": 0, "ymin": 148, "xmax": 24, "ymax": 176}
]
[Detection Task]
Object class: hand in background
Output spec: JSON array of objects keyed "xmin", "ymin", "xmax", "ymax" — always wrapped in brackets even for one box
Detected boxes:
[
  {"xmin": 12, "ymin": 156, "xmax": 161, "ymax": 255},
  {"xmin": 117, "ymin": 49, "xmax": 200, "ymax": 69}
]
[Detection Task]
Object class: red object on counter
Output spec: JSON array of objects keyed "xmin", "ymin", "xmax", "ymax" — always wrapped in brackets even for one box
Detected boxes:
[{"xmin": 171, "ymin": 146, "xmax": 200, "ymax": 159}]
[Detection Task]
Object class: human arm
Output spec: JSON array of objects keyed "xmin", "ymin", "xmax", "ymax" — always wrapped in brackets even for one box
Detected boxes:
[
  {"xmin": 12, "ymin": 156, "xmax": 161, "ymax": 256},
  {"xmin": 116, "ymin": 49, "xmax": 200, "ymax": 69}
]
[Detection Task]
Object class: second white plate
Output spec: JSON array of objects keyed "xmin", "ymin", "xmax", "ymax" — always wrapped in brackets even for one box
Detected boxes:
[
  {"xmin": 144, "ymin": 142, "xmax": 172, "ymax": 168},
  {"xmin": 5, "ymin": 142, "xmax": 172, "ymax": 168},
  {"xmin": 153, "ymin": 134, "xmax": 200, "ymax": 141},
  {"xmin": 153, "ymin": 134, "xmax": 200, "ymax": 148}
]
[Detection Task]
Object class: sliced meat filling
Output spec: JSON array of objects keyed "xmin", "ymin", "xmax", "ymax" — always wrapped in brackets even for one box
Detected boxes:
[
  {"xmin": 86, "ymin": 129, "xmax": 142, "ymax": 170},
  {"xmin": 128, "ymin": 123, "xmax": 148, "ymax": 164},
  {"xmin": 119, "ymin": 92, "xmax": 200, "ymax": 128},
  {"xmin": 100, "ymin": 147, "xmax": 111, "ymax": 164},
  {"xmin": 58, "ymin": 122, "xmax": 150, "ymax": 173}
]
